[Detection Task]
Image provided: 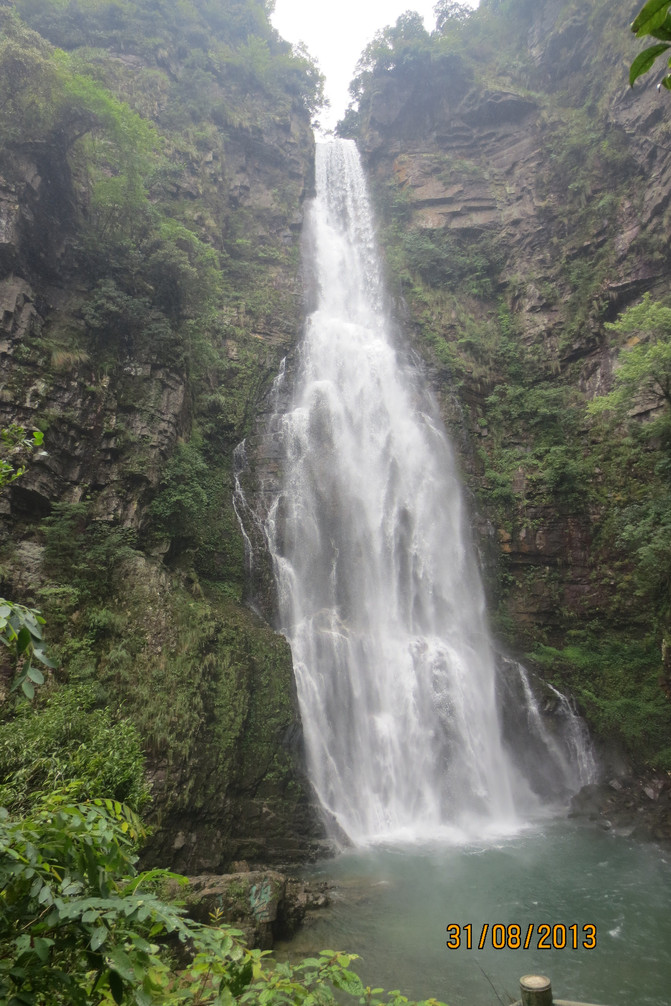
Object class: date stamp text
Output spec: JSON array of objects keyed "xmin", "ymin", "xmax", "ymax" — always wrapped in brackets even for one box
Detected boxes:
[{"xmin": 445, "ymin": 923, "xmax": 597, "ymax": 951}]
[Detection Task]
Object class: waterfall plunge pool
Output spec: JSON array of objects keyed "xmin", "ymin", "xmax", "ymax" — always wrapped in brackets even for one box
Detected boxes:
[{"xmin": 275, "ymin": 820, "xmax": 671, "ymax": 1006}]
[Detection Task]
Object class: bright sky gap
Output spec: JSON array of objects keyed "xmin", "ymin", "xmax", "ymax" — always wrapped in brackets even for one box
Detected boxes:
[{"xmin": 271, "ymin": 0, "xmax": 480, "ymax": 131}]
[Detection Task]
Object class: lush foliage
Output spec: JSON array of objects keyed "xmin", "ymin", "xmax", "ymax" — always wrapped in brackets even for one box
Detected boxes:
[
  {"xmin": 433, "ymin": 2, "xmax": 472, "ymax": 32},
  {"xmin": 0, "ymin": 6, "xmax": 337, "ymax": 994},
  {"xmin": 630, "ymin": 0, "xmax": 671, "ymax": 88},
  {"xmin": 42, "ymin": 503, "xmax": 136, "ymax": 607},
  {"xmin": 341, "ymin": 7, "xmax": 471, "ymax": 130},
  {"xmin": 588, "ymin": 294, "xmax": 671, "ymax": 415},
  {"xmin": 0, "ymin": 793, "xmax": 447, "ymax": 1006},
  {"xmin": 9, "ymin": 0, "xmax": 325, "ymax": 123},
  {"xmin": 586, "ymin": 297, "xmax": 671, "ymax": 731},
  {"xmin": 0, "ymin": 684, "xmax": 149, "ymax": 813}
]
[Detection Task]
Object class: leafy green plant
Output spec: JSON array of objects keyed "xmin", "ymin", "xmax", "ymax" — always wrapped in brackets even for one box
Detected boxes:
[
  {"xmin": 434, "ymin": 2, "xmax": 473, "ymax": 32},
  {"xmin": 0, "ymin": 601, "xmax": 54, "ymax": 700},
  {"xmin": 42, "ymin": 502, "xmax": 137, "ymax": 605},
  {"xmin": 630, "ymin": 0, "xmax": 671, "ymax": 88},
  {"xmin": 0, "ymin": 793, "xmax": 182, "ymax": 1005},
  {"xmin": 529, "ymin": 631, "xmax": 671, "ymax": 768}
]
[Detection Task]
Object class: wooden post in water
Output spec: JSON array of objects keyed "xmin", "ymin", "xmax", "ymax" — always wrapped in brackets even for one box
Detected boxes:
[{"xmin": 520, "ymin": 975, "xmax": 553, "ymax": 1006}]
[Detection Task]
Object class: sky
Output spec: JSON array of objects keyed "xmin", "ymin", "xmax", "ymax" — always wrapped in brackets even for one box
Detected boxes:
[{"xmin": 271, "ymin": 0, "xmax": 480, "ymax": 132}]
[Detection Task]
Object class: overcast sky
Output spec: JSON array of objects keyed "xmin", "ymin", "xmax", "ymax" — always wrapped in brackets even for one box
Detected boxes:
[{"xmin": 271, "ymin": 0, "xmax": 480, "ymax": 132}]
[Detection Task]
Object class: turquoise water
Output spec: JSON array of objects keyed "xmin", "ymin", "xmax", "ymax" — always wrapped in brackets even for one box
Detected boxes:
[{"xmin": 277, "ymin": 820, "xmax": 671, "ymax": 1006}]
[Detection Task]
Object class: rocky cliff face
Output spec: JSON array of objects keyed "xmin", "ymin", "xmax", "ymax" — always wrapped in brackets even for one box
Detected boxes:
[
  {"xmin": 0, "ymin": 0, "xmax": 329, "ymax": 870},
  {"xmin": 348, "ymin": 0, "xmax": 671, "ymax": 767}
]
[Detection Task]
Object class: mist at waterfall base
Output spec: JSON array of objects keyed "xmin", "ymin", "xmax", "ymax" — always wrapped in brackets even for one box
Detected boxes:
[{"xmin": 258, "ymin": 140, "xmax": 671, "ymax": 1004}]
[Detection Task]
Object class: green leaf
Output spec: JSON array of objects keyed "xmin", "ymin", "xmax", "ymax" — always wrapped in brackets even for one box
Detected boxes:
[
  {"xmin": 61, "ymin": 878, "xmax": 83, "ymax": 897},
  {"xmin": 128, "ymin": 934, "xmax": 154, "ymax": 954},
  {"xmin": 650, "ymin": 14, "xmax": 671, "ymax": 39},
  {"xmin": 331, "ymin": 969, "xmax": 366, "ymax": 996},
  {"xmin": 21, "ymin": 678, "xmax": 35, "ymax": 700},
  {"xmin": 20, "ymin": 610, "xmax": 42, "ymax": 636},
  {"xmin": 630, "ymin": 42, "xmax": 671, "ymax": 83},
  {"xmin": 27, "ymin": 666, "xmax": 45, "ymax": 685},
  {"xmin": 32, "ymin": 647, "xmax": 55, "ymax": 668},
  {"xmin": 32, "ymin": 937, "xmax": 54, "ymax": 964},
  {"xmin": 228, "ymin": 958, "xmax": 253, "ymax": 996},
  {"xmin": 16, "ymin": 626, "xmax": 31, "ymax": 655},
  {"xmin": 90, "ymin": 926, "xmax": 108, "ymax": 951},
  {"xmin": 37, "ymin": 883, "xmax": 53, "ymax": 906},
  {"xmin": 632, "ymin": 0, "xmax": 671, "ymax": 35},
  {"xmin": 107, "ymin": 946, "xmax": 136, "ymax": 982}
]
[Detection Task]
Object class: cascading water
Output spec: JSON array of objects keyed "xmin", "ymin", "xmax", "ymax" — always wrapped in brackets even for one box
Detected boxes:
[
  {"xmin": 265, "ymin": 139, "xmax": 545, "ymax": 844},
  {"xmin": 499, "ymin": 658, "xmax": 597, "ymax": 799}
]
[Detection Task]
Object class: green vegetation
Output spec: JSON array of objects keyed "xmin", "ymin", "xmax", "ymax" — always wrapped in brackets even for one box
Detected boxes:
[
  {"xmin": 0, "ymin": 791, "xmax": 447, "ymax": 1005},
  {"xmin": 0, "ymin": 684, "xmax": 149, "ymax": 812},
  {"xmin": 399, "ymin": 229, "xmax": 501, "ymax": 298},
  {"xmin": 481, "ymin": 295, "xmax": 671, "ymax": 769},
  {"xmin": 0, "ymin": 600, "xmax": 54, "ymax": 701},
  {"xmin": 0, "ymin": 0, "xmax": 373, "ymax": 995},
  {"xmin": 587, "ymin": 296, "xmax": 671, "ymax": 618},
  {"xmin": 589, "ymin": 294, "xmax": 671, "ymax": 415},
  {"xmin": 0, "ymin": 427, "xmax": 44, "ymax": 490}
]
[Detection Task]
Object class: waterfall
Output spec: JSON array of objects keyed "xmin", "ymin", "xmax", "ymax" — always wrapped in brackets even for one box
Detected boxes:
[
  {"xmin": 263, "ymin": 139, "xmax": 521, "ymax": 844},
  {"xmin": 263, "ymin": 139, "xmax": 591, "ymax": 845}
]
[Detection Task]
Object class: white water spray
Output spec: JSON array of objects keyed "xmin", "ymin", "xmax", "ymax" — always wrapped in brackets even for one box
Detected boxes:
[{"xmin": 264, "ymin": 140, "xmax": 541, "ymax": 844}]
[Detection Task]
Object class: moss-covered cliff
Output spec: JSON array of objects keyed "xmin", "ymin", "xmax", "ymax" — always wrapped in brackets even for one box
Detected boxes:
[
  {"xmin": 342, "ymin": 0, "xmax": 671, "ymax": 772},
  {"xmin": 0, "ymin": 0, "xmax": 329, "ymax": 869}
]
